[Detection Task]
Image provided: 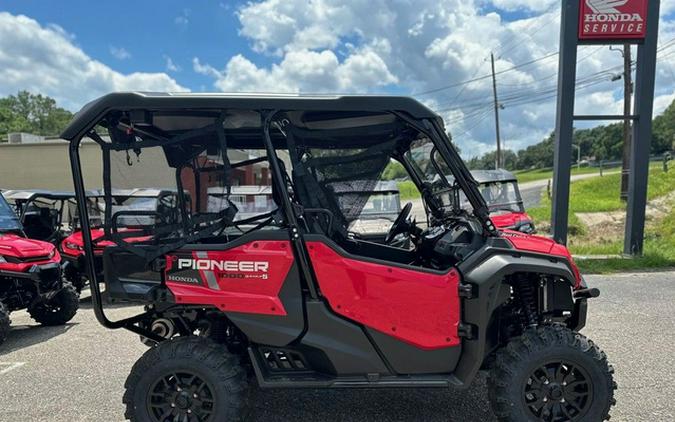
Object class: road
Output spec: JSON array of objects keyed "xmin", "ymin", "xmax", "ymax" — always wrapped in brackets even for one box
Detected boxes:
[{"xmin": 1, "ymin": 270, "xmax": 674, "ymax": 421}]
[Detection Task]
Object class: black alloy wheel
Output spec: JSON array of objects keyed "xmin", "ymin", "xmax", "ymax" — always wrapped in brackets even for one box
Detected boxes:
[
  {"xmin": 124, "ymin": 336, "xmax": 252, "ymax": 422},
  {"xmin": 488, "ymin": 324, "xmax": 616, "ymax": 421},
  {"xmin": 148, "ymin": 371, "xmax": 216, "ymax": 422},
  {"xmin": 522, "ymin": 361, "xmax": 592, "ymax": 421}
]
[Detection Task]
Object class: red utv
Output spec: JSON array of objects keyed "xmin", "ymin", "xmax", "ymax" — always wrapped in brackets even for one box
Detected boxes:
[
  {"xmin": 60, "ymin": 188, "xmax": 180, "ymax": 291},
  {"xmin": 0, "ymin": 191, "xmax": 79, "ymax": 346},
  {"xmin": 64, "ymin": 93, "xmax": 615, "ymax": 422},
  {"xmin": 471, "ymin": 169, "xmax": 535, "ymax": 233}
]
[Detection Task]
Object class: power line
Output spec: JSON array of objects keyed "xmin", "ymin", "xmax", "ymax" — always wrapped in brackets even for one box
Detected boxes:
[{"xmin": 414, "ymin": 51, "xmax": 559, "ymax": 96}]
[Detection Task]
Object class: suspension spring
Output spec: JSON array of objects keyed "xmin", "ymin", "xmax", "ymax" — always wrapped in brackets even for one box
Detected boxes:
[{"xmin": 513, "ymin": 274, "xmax": 539, "ymax": 327}]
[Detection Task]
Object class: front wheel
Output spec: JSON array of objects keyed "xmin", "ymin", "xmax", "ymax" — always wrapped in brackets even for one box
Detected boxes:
[
  {"xmin": 28, "ymin": 283, "xmax": 79, "ymax": 326},
  {"xmin": 488, "ymin": 325, "xmax": 616, "ymax": 421},
  {"xmin": 124, "ymin": 336, "xmax": 252, "ymax": 422}
]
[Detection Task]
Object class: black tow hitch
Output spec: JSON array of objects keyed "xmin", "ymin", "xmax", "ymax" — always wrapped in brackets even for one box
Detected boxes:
[{"xmin": 573, "ymin": 288, "xmax": 600, "ymax": 299}]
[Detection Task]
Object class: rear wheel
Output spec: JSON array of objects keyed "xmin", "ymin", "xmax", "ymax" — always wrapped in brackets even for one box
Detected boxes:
[
  {"xmin": 0, "ymin": 301, "xmax": 10, "ymax": 345},
  {"xmin": 28, "ymin": 283, "xmax": 79, "ymax": 326},
  {"xmin": 488, "ymin": 325, "xmax": 616, "ymax": 421},
  {"xmin": 124, "ymin": 336, "xmax": 252, "ymax": 422}
]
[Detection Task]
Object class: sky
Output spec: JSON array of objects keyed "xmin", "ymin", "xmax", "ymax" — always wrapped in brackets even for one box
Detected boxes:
[{"xmin": 1, "ymin": 0, "xmax": 674, "ymax": 158}]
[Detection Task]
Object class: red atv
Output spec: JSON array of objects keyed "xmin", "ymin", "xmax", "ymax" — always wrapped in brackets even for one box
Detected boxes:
[
  {"xmin": 60, "ymin": 189, "xmax": 178, "ymax": 291},
  {"xmin": 65, "ymin": 93, "xmax": 615, "ymax": 422},
  {"xmin": 0, "ymin": 192, "xmax": 79, "ymax": 345},
  {"xmin": 464, "ymin": 169, "xmax": 536, "ymax": 233}
]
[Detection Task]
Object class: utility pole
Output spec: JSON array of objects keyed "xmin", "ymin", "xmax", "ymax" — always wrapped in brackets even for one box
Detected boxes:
[
  {"xmin": 620, "ymin": 44, "xmax": 633, "ymax": 201},
  {"xmin": 490, "ymin": 52, "xmax": 502, "ymax": 169}
]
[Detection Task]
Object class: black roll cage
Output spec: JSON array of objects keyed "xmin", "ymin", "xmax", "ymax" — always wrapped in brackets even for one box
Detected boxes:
[{"xmin": 67, "ymin": 103, "xmax": 494, "ymax": 341}]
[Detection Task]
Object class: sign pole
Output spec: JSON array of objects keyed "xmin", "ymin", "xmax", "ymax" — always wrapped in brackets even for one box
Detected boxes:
[
  {"xmin": 624, "ymin": 0, "xmax": 660, "ymax": 256},
  {"xmin": 551, "ymin": 0, "xmax": 579, "ymax": 245}
]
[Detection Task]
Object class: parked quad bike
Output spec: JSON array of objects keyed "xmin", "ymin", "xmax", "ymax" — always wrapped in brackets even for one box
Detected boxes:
[
  {"xmin": 65, "ymin": 92, "xmax": 615, "ymax": 422},
  {"xmin": 0, "ymin": 192, "xmax": 79, "ymax": 346}
]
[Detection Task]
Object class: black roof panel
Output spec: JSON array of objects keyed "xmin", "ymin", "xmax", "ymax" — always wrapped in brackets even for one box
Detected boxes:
[{"xmin": 60, "ymin": 92, "xmax": 439, "ymax": 140}]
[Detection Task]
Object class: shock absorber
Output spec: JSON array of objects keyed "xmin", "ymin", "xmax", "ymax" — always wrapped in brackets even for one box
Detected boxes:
[{"xmin": 513, "ymin": 274, "xmax": 539, "ymax": 327}]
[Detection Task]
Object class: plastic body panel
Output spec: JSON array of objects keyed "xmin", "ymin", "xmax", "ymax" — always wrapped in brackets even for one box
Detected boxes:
[
  {"xmin": 453, "ymin": 236, "xmax": 579, "ymax": 386},
  {"xmin": 0, "ymin": 233, "xmax": 60, "ymax": 273},
  {"xmin": 165, "ymin": 240, "xmax": 294, "ymax": 316},
  {"xmin": 502, "ymin": 230, "xmax": 582, "ymax": 287},
  {"xmin": 490, "ymin": 211, "xmax": 533, "ymax": 231},
  {"xmin": 306, "ymin": 239, "xmax": 461, "ymax": 350},
  {"xmin": 298, "ymin": 301, "xmax": 390, "ymax": 375},
  {"xmin": 366, "ymin": 328, "xmax": 460, "ymax": 374}
]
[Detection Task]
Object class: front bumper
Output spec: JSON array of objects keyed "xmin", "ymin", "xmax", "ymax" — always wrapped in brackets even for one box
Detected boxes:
[
  {"xmin": 0, "ymin": 262, "xmax": 63, "ymax": 293},
  {"xmin": 569, "ymin": 298, "xmax": 588, "ymax": 331},
  {"xmin": 568, "ymin": 287, "xmax": 598, "ymax": 331}
]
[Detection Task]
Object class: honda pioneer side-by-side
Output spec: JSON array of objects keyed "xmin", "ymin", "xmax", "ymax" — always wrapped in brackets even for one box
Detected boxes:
[
  {"xmin": 0, "ymin": 191, "xmax": 79, "ymax": 346},
  {"xmin": 64, "ymin": 93, "xmax": 615, "ymax": 422},
  {"xmin": 3, "ymin": 190, "xmax": 79, "ymax": 245},
  {"xmin": 471, "ymin": 169, "xmax": 536, "ymax": 233},
  {"xmin": 60, "ymin": 188, "xmax": 183, "ymax": 291}
]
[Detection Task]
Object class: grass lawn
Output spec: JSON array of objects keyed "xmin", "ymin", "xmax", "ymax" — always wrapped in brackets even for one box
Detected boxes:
[
  {"xmin": 397, "ymin": 180, "xmax": 421, "ymax": 200},
  {"xmin": 527, "ymin": 167, "xmax": 675, "ymax": 273}
]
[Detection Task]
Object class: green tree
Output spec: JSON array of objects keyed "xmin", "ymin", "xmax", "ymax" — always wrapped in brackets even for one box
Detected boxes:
[
  {"xmin": 0, "ymin": 91, "xmax": 73, "ymax": 137},
  {"xmin": 653, "ymin": 99, "xmax": 675, "ymax": 154},
  {"xmin": 467, "ymin": 149, "xmax": 518, "ymax": 170}
]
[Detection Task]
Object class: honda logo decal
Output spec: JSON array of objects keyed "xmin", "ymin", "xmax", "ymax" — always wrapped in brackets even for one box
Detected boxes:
[{"xmin": 579, "ymin": 0, "xmax": 648, "ymax": 40}]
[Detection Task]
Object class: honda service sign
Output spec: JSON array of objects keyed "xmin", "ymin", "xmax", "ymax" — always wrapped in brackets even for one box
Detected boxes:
[{"xmin": 579, "ymin": 0, "xmax": 648, "ymax": 41}]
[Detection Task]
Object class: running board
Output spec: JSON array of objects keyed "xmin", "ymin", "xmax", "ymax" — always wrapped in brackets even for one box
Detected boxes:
[{"xmin": 248, "ymin": 347, "xmax": 462, "ymax": 389}]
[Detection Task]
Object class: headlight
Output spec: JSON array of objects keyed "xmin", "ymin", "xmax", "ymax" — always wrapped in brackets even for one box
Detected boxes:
[
  {"xmin": 48, "ymin": 249, "xmax": 56, "ymax": 259},
  {"xmin": 0, "ymin": 255, "xmax": 6, "ymax": 263}
]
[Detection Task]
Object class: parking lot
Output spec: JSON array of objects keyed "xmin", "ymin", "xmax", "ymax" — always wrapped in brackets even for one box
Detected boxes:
[{"xmin": 0, "ymin": 270, "xmax": 673, "ymax": 422}]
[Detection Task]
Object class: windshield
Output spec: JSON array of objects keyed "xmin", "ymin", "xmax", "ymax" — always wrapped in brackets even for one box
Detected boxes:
[
  {"xmin": 479, "ymin": 181, "xmax": 523, "ymax": 213},
  {"xmin": 404, "ymin": 137, "xmax": 455, "ymax": 212},
  {"xmin": 208, "ymin": 192, "xmax": 276, "ymax": 221},
  {"xmin": 109, "ymin": 196, "xmax": 160, "ymax": 227},
  {"xmin": 0, "ymin": 194, "xmax": 22, "ymax": 231}
]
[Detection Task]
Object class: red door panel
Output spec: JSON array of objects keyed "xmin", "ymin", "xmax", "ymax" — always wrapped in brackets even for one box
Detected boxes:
[
  {"xmin": 165, "ymin": 241, "xmax": 294, "ymax": 316},
  {"xmin": 307, "ymin": 241, "xmax": 461, "ymax": 350}
]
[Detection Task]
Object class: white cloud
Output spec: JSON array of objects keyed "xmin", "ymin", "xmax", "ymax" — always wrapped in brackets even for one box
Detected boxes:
[
  {"xmin": 0, "ymin": 12, "xmax": 188, "ymax": 111},
  {"xmin": 194, "ymin": 46, "xmax": 397, "ymax": 93},
  {"xmin": 174, "ymin": 8, "xmax": 190, "ymax": 27},
  {"xmin": 109, "ymin": 46, "xmax": 131, "ymax": 60},
  {"xmin": 490, "ymin": 0, "xmax": 558, "ymax": 13},
  {"xmin": 192, "ymin": 0, "xmax": 675, "ymax": 158},
  {"xmin": 164, "ymin": 55, "xmax": 180, "ymax": 72}
]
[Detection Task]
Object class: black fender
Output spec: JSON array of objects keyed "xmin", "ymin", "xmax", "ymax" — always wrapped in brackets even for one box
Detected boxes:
[{"xmin": 453, "ymin": 237, "xmax": 577, "ymax": 386}]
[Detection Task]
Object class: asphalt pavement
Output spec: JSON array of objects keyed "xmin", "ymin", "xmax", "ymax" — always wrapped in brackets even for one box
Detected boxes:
[{"xmin": 0, "ymin": 270, "xmax": 674, "ymax": 421}]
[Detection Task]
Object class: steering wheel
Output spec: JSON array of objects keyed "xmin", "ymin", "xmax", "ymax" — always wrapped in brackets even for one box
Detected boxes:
[{"xmin": 384, "ymin": 202, "xmax": 413, "ymax": 244}]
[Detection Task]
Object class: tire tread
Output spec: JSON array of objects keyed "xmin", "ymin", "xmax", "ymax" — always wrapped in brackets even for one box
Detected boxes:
[
  {"xmin": 489, "ymin": 324, "xmax": 616, "ymax": 421},
  {"xmin": 123, "ymin": 336, "xmax": 251, "ymax": 422}
]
